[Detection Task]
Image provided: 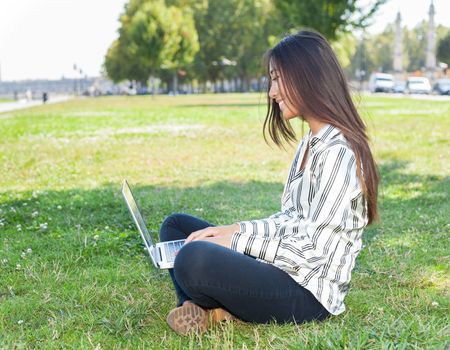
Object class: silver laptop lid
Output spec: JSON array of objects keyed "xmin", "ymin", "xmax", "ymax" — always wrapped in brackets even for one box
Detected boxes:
[{"xmin": 122, "ymin": 180, "xmax": 156, "ymax": 255}]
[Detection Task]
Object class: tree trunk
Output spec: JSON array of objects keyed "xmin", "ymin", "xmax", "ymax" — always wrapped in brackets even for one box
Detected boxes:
[{"xmin": 172, "ymin": 72, "xmax": 178, "ymax": 95}]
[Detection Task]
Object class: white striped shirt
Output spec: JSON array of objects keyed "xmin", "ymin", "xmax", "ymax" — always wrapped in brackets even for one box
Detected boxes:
[{"xmin": 230, "ymin": 124, "xmax": 368, "ymax": 315}]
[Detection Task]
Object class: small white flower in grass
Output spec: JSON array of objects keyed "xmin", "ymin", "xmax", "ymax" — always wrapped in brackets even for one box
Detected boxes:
[
  {"xmin": 1, "ymin": 258, "xmax": 8, "ymax": 264},
  {"xmin": 18, "ymin": 320, "xmax": 24, "ymax": 325},
  {"xmin": 22, "ymin": 202, "xmax": 27, "ymax": 206},
  {"xmin": 39, "ymin": 223, "xmax": 48, "ymax": 230},
  {"xmin": 32, "ymin": 211, "xmax": 39, "ymax": 218},
  {"xmin": 17, "ymin": 224, "xmax": 22, "ymax": 231},
  {"xmin": 16, "ymin": 264, "xmax": 21, "ymax": 270},
  {"xmin": 195, "ymin": 208, "xmax": 204, "ymax": 212},
  {"xmin": 431, "ymin": 301, "xmax": 439, "ymax": 307},
  {"xmin": 21, "ymin": 252, "xmax": 26, "ymax": 259},
  {"xmin": 57, "ymin": 205, "xmax": 62, "ymax": 210},
  {"xmin": 93, "ymin": 235, "xmax": 100, "ymax": 240},
  {"xmin": 10, "ymin": 207, "xmax": 16, "ymax": 213},
  {"xmin": 0, "ymin": 222, "xmax": 4, "ymax": 228},
  {"xmin": 104, "ymin": 226, "xmax": 109, "ymax": 230},
  {"xmin": 26, "ymin": 248, "xmax": 32, "ymax": 254}
]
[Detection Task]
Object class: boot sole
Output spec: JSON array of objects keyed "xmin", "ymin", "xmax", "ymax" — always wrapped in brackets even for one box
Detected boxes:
[{"xmin": 166, "ymin": 303, "xmax": 209, "ymax": 335}]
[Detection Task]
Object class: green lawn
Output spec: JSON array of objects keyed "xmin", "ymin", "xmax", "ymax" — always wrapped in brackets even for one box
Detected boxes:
[
  {"xmin": 0, "ymin": 98, "xmax": 13, "ymax": 103},
  {"xmin": 0, "ymin": 94, "xmax": 448, "ymax": 349}
]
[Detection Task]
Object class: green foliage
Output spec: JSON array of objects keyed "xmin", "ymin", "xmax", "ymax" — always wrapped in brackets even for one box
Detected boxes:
[
  {"xmin": 273, "ymin": 0, "xmax": 387, "ymax": 41},
  {"xmin": 330, "ymin": 33, "xmax": 358, "ymax": 70},
  {"xmin": 190, "ymin": 0, "xmax": 274, "ymax": 87},
  {"xmin": 403, "ymin": 21, "xmax": 428, "ymax": 72},
  {"xmin": 0, "ymin": 94, "xmax": 449, "ymax": 348},
  {"xmin": 400, "ymin": 22, "xmax": 449, "ymax": 72},
  {"xmin": 348, "ymin": 22, "xmax": 450, "ymax": 78},
  {"xmin": 437, "ymin": 31, "xmax": 450, "ymax": 64},
  {"xmin": 104, "ymin": 0, "xmax": 199, "ymax": 84},
  {"xmin": 366, "ymin": 24, "xmax": 395, "ymax": 72},
  {"xmin": 104, "ymin": 0, "xmax": 386, "ymax": 85}
]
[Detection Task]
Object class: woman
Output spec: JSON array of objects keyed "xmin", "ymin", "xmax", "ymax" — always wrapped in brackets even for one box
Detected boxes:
[{"xmin": 159, "ymin": 30, "xmax": 379, "ymax": 335}]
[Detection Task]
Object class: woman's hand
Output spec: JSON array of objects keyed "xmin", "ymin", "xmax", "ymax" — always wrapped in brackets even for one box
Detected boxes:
[{"xmin": 185, "ymin": 224, "xmax": 239, "ymax": 248}]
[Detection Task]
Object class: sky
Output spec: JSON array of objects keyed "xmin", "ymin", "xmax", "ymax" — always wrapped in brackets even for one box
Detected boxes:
[{"xmin": 0, "ymin": 0, "xmax": 449, "ymax": 81}]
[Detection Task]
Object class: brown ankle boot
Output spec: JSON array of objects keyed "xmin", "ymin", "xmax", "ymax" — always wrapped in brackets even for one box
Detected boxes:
[
  {"xmin": 209, "ymin": 307, "xmax": 235, "ymax": 323},
  {"xmin": 167, "ymin": 303, "xmax": 235, "ymax": 335}
]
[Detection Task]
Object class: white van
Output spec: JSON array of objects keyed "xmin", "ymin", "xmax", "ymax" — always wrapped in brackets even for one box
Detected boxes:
[
  {"xmin": 405, "ymin": 77, "xmax": 431, "ymax": 94},
  {"xmin": 369, "ymin": 73, "xmax": 395, "ymax": 93}
]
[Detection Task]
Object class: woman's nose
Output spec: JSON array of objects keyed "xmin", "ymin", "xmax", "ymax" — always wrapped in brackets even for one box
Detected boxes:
[{"xmin": 269, "ymin": 83, "xmax": 277, "ymax": 99}]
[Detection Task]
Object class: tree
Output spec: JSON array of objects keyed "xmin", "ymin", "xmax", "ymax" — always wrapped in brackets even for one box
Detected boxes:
[
  {"xmin": 169, "ymin": 0, "xmax": 276, "ymax": 91},
  {"xmin": 437, "ymin": 31, "xmax": 450, "ymax": 64},
  {"xmin": 272, "ymin": 0, "xmax": 387, "ymax": 41},
  {"xmin": 403, "ymin": 21, "xmax": 427, "ymax": 72},
  {"xmin": 366, "ymin": 24, "xmax": 395, "ymax": 72},
  {"xmin": 330, "ymin": 32, "xmax": 358, "ymax": 72},
  {"xmin": 104, "ymin": 0, "xmax": 199, "ymax": 87},
  {"xmin": 221, "ymin": 0, "xmax": 275, "ymax": 91},
  {"xmin": 403, "ymin": 22, "xmax": 449, "ymax": 72}
]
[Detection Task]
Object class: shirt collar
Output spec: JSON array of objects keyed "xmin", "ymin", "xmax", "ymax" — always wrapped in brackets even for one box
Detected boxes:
[{"xmin": 308, "ymin": 124, "xmax": 340, "ymax": 149}]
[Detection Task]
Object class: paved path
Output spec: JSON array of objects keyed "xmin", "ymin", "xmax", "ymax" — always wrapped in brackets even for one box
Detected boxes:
[{"xmin": 0, "ymin": 95, "xmax": 72, "ymax": 113}]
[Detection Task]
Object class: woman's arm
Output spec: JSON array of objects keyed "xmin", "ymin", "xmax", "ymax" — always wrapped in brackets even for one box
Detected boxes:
[
  {"xmin": 186, "ymin": 209, "xmax": 295, "ymax": 249},
  {"xmin": 230, "ymin": 145, "xmax": 365, "ymax": 268}
]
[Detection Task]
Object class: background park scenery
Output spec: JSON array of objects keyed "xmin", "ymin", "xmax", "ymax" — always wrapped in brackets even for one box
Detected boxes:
[
  {"xmin": 1, "ymin": 93, "xmax": 448, "ymax": 349},
  {"xmin": 1, "ymin": 0, "xmax": 450, "ymax": 349}
]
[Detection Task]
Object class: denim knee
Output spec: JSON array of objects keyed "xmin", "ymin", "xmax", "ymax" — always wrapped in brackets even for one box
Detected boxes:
[
  {"xmin": 159, "ymin": 212, "xmax": 183, "ymax": 241},
  {"xmin": 173, "ymin": 241, "xmax": 212, "ymax": 287}
]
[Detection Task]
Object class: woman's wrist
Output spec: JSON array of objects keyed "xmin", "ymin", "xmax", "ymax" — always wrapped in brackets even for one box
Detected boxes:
[{"xmin": 228, "ymin": 223, "xmax": 239, "ymax": 234}]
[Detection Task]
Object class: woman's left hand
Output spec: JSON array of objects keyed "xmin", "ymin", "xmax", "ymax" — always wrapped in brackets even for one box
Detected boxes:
[{"xmin": 185, "ymin": 224, "xmax": 239, "ymax": 248}]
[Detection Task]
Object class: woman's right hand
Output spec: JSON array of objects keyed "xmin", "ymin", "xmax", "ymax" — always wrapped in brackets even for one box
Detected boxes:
[{"xmin": 185, "ymin": 224, "xmax": 239, "ymax": 244}]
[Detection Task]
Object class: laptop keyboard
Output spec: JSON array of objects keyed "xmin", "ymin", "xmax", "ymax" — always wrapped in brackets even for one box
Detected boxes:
[{"xmin": 164, "ymin": 241, "xmax": 184, "ymax": 262}]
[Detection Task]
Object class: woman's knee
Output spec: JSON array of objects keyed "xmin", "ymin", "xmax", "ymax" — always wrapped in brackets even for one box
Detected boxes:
[
  {"xmin": 173, "ymin": 241, "xmax": 215, "ymax": 284},
  {"xmin": 159, "ymin": 212, "xmax": 183, "ymax": 241}
]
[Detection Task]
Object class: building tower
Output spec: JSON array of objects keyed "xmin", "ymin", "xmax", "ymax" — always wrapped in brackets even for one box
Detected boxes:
[
  {"xmin": 425, "ymin": 0, "xmax": 436, "ymax": 73},
  {"xmin": 393, "ymin": 12, "xmax": 403, "ymax": 73}
]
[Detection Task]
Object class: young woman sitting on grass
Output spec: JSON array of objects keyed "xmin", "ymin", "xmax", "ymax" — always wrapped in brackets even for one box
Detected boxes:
[{"xmin": 159, "ymin": 29, "xmax": 380, "ymax": 335}]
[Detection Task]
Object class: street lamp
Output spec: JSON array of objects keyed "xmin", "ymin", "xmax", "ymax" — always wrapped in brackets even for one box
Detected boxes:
[{"xmin": 73, "ymin": 64, "xmax": 78, "ymax": 95}]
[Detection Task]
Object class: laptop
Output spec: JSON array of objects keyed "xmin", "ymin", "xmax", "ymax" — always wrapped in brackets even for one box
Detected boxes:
[{"xmin": 122, "ymin": 179, "xmax": 185, "ymax": 269}]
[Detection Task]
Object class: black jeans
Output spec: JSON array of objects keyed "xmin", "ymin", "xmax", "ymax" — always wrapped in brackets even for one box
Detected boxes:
[{"xmin": 159, "ymin": 213, "xmax": 330, "ymax": 324}]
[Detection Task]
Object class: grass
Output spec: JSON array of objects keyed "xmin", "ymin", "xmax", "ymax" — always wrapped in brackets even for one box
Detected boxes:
[
  {"xmin": 0, "ymin": 98, "xmax": 13, "ymax": 103},
  {"xmin": 0, "ymin": 93, "xmax": 449, "ymax": 349}
]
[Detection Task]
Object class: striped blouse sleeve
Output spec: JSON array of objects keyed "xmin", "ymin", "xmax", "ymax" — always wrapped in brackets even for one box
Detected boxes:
[
  {"xmin": 230, "ymin": 145, "xmax": 360, "ymax": 266},
  {"xmin": 233, "ymin": 208, "xmax": 295, "ymax": 239}
]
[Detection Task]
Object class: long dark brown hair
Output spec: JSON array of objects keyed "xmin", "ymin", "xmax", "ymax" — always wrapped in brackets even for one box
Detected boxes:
[{"xmin": 263, "ymin": 29, "xmax": 379, "ymax": 224}]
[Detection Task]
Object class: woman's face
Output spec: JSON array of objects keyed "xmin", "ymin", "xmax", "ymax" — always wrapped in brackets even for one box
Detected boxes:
[{"xmin": 269, "ymin": 62, "xmax": 300, "ymax": 120}]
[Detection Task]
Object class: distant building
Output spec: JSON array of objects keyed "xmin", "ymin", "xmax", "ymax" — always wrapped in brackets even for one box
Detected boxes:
[
  {"xmin": 392, "ymin": 1, "xmax": 437, "ymax": 78},
  {"xmin": 393, "ymin": 12, "xmax": 403, "ymax": 73},
  {"xmin": 425, "ymin": 0, "xmax": 437, "ymax": 73}
]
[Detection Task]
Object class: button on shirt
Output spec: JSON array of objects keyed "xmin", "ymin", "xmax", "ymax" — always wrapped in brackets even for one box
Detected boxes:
[{"xmin": 230, "ymin": 124, "xmax": 368, "ymax": 315}]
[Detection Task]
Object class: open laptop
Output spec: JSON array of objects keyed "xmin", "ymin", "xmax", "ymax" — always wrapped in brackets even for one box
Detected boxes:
[{"xmin": 121, "ymin": 179, "xmax": 185, "ymax": 269}]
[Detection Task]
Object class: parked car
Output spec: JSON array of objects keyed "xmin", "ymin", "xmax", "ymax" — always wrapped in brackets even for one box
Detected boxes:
[
  {"xmin": 393, "ymin": 81, "xmax": 406, "ymax": 93},
  {"xmin": 369, "ymin": 73, "xmax": 395, "ymax": 93},
  {"xmin": 405, "ymin": 77, "xmax": 431, "ymax": 94},
  {"xmin": 433, "ymin": 79, "xmax": 450, "ymax": 95}
]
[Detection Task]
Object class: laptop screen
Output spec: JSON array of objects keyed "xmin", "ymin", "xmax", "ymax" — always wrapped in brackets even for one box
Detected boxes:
[{"xmin": 122, "ymin": 180, "xmax": 154, "ymax": 247}]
